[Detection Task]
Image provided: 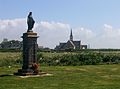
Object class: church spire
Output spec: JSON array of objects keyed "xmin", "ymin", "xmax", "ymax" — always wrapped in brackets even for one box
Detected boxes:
[{"xmin": 70, "ymin": 29, "xmax": 73, "ymax": 41}]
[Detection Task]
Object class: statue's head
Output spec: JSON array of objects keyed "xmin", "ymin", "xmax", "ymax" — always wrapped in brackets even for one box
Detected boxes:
[{"xmin": 28, "ymin": 12, "xmax": 32, "ymax": 16}]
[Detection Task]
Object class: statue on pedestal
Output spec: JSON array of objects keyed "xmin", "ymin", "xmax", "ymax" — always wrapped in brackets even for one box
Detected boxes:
[
  {"xmin": 14, "ymin": 12, "xmax": 47, "ymax": 76},
  {"xmin": 27, "ymin": 12, "xmax": 35, "ymax": 32},
  {"xmin": 14, "ymin": 12, "xmax": 39, "ymax": 76}
]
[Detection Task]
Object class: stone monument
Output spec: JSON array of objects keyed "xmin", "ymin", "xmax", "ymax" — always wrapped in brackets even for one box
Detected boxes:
[{"xmin": 14, "ymin": 12, "xmax": 39, "ymax": 75}]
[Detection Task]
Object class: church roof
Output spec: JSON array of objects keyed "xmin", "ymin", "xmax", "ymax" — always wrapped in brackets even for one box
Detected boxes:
[
  {"xmin": 55, "ymin": 29, "xmax": 87, "ymax": 50},
  {"xmin": 73, "ymin": 41, "xmax": 81, "ymax": 48},
  {"xmin": 66, "ymin": 40, "xmax": 75, "ymax": 49}
]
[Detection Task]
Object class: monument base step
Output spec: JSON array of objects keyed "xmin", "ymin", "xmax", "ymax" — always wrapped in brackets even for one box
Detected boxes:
[{"xmin": 14, "ymin": 69, "xmax": 43, "ymax": 76}]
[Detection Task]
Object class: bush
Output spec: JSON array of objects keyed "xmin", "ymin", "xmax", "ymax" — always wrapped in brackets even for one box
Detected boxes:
[
  {"xmin": 38, "ymin": 52, "xmax": 120, "ymax": 66},
  {"xmin": 0, "ymin": 52, "xmax": 22, "ymax": 67},
  {"xmin": 1, "ymin": 52, "xmax": 120, "ymax": 67}
]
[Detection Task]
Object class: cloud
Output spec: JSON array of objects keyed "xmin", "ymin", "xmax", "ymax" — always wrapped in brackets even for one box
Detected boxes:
[
  {"xmin": 35, "ymin": 21, "xmax": 70, "ymax": 48},
  {"xmin": 103, "ymin": 24, "xmax": 120, "ymax": 38},
  {"xmin": 0, "ymin": 18, "xmax": 120, "ymax": 49},
  {"xmin": 73, "ymin": 27, "xmax": 96, "ymax": 41},
  {"xmin": 0, "ymin": 18, "xmax": 26, "ymax": 41},
  {"xmin": 104, "ymin": 24, "xmax": 113, "ymax": 29},
  {"xmin": 0, "ymin": 19, "xmax": 71, "ymax": 48},
  {"xmin": 91, "ymin": 24, "xmax": 120, "ymax": 48}
]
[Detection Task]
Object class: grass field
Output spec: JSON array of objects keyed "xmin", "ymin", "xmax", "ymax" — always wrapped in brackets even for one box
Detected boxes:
[
  {"xmin": 1, "ymin": 64, "xmax": 120, "ymax": 89},
  {"xmin": 0, "ymin": 52, "xmax": 21, "ymax": 60}
]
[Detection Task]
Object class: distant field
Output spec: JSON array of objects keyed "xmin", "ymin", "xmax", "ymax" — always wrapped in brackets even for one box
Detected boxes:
[
  {"xmin": 0, "ymin": 52, "xmax": 22, "ymax": 67},
  {"xmin": 0, "ymin": 52, "xmax": 21, "ymax": 60},
  {"xmin": 1, "ymin": 65, "xmax": 120, "ymax": 89}
]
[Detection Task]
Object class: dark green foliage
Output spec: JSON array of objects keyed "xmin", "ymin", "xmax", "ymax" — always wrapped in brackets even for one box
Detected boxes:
[
  {"xmin": 0, "ymin": 58, "xmax": 22, "ymax": 67},
  {"xmin": 0, "ymin": 40, "xmax": 22, "ymax": 49},
  {"xmin": 37, "ymin": 52, "xmax": 120, "ymax": 66},
  {"xmin": 0, "ymin": 48, "xmax": 21, "ymax": 52},
  {"xmin": 1, "ymin": 51, "xmax": 120, "ymax": 67}
]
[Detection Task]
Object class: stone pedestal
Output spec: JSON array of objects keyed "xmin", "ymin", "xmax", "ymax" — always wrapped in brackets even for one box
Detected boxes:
[{"xmin": 14, "ymin": 31, "xmax": 39, "ymax": 76}]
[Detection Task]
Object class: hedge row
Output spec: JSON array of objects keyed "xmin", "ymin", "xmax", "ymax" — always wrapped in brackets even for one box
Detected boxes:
[
  {"xmin": 38, "ymin": 52, "xmax": 120, "ymax": 66},
  {"xmin": 1, "ymin": 52, "xmax": 120, "ymax": 67}
]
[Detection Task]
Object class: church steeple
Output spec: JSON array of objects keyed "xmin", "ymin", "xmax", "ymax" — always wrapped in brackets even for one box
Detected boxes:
[{"xmin": 70, "ymin": 29, "xmax": 73, "ymax": 41}]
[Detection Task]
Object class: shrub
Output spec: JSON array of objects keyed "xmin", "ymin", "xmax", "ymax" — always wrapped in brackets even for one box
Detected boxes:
[
  {"xmin": 1, "ymin": 52, "xmax": 120, "ymax": 67},
  {"xmin": 0, "ymin": 52, "xmax": 22, "ymax": 67},
  {"xmin": 38, "ymin": 52, "xmax": 120, "ymax": 66}
]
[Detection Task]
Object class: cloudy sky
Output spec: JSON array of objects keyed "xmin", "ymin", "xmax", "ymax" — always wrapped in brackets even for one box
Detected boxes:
[{"xmin": 1, "ymin": 0, "xmax": 120, "ymax": 49}]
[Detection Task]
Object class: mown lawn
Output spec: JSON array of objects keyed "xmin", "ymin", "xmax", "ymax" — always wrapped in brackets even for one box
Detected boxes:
[{"xmin": 0, "ymin": 64, "xmax": 120, "ymax": 89}]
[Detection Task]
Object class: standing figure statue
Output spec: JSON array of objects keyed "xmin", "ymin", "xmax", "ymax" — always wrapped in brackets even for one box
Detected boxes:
[{"xmin": 27, "ymin": 12, "xmax": 35, "ymax": 32}]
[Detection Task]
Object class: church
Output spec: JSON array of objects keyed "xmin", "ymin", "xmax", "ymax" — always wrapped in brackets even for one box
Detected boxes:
[{"xmin": 55, "ymin": 29, "xmax": 87, "ymax": 50}]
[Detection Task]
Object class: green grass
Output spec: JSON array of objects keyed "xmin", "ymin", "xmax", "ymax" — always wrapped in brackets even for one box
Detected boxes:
[{"xmin": 1, "ymin": 64, "xmax": 120, "ymax": 89}]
